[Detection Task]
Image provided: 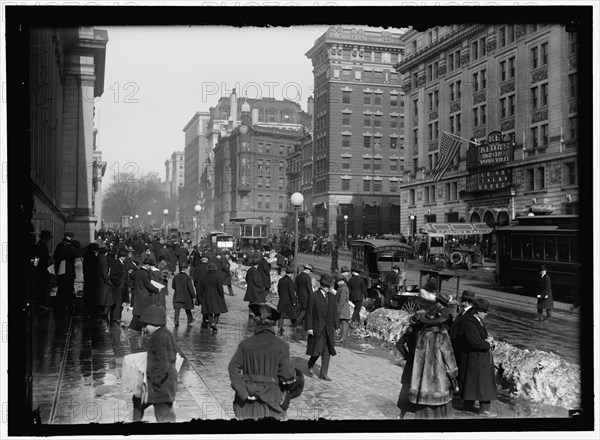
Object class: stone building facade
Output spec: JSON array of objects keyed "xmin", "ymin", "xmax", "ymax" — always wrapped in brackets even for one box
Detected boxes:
[{"xmin": 396, "ymin": 24, "xmax": 578, "ymax": 236}]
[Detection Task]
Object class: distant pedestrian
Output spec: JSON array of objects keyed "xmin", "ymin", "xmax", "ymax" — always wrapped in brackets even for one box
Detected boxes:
[
  {"xmin": 347, "ymin": 269, "xmax": 367, "ymax": 328},
  {"xmin": 217, "ymin": 252, "xmax": 235, "ymax": 296},
  {"xmin": 330, "ymin": 246, "xmax": 339, "ymax": 272},
  {"xmin": 133, "ymin": 304, "xmax": 178, "ymax": 423},
  {"xmin": 277, "ymin": 265, "xmax": 297, "ymax": 336},
  {"xmin": 458, "ymin": 298, "xmax": 498, "ymax": 417},
  {"xmin": 335, "ymin": 268, "xmax": 351, "ymax": 343},
  {"xmin": 243, "ymin": 257, "xmax": 266, "ymax": 317},
  {"xmin": 95, "ymin": 246, "xmax": 113, "ymax": 324},
  {"xmin": 228, "ymin": 302, "xmax": 296, "ymax": 420},
  {"xmin": 129, "ymin": 258, "xmax": 161, "ymax": 332},
  {"xmin": 535, "ymin": 265, "xmax": 553, "ymax": 321},
  {"xmin": 172, "ymin": 265, "xmax": 196, "ymax": 327},
  {"xmin": 258, "ymin": 252, "xmax": 272, "ymax": 295},
  {"xmin": 52, "ymin": 231, "xmax": 77, "ymax": 312},
  {"xmin": 197, "ymin": 262, "xmax": 228, "ymax": 332},
  {"xmin": 294, "ymin": 263, "xmax": 314, "ymax": 333},
  {"xmin": 305, "ymin": 273, "xmax": 339, "ymax": 381},
  {"xmin": 109, "ymin": 249, "xmax": 129, "ymax": 326}
]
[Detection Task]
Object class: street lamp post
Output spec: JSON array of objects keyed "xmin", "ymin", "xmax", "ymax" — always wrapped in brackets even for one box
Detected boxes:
[
  {"xmin": 343, "ymin": 215, "xmax": 348, "ymax": 250},
  {"xmin": 134, "ymin": 214, "xmax": 139, "ymax": 231},
  {"xmin": 147, "ymin": 211, "xmax": 152, "ymax": 233},
  {"xmin": 163, "ymin": 209, "xmax": 169, "ymax": 238},
  {"xmin": 290, "ymin": 192, "xmax": 304, "ymax": 275},
  {"xmin": 194, "ymin": 204, "xmax": 202, "ymax": 246}
]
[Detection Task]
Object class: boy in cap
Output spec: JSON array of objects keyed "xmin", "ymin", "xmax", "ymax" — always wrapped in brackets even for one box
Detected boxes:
[{"xmin": 133, "ymin": 304, "xmax": 178, "ymax": 422}]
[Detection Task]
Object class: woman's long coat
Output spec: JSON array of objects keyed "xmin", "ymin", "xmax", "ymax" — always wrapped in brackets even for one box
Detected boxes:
[
  {"xmin": 198, "ymin": 271, "xmax": 228, "ymax": 315},
  {"xmin": 132, "ymin": 267, "xmax": 160, "ymax": 316},
  {"xmin": 171, "ymin": 272, "xmax": 196, "ymax": 310},
  {"xmin": 536, "ymin": 273, "xmax": 554, "ymax": 309},
  {"xmin": 458, "ymin": 315, "xmax": 498, "ymax": 402},
  {"xmin": 219, "ymin": 258, "xmax": 233, "ymax": 285},
  {"xmin": 228, "ymin": 328, "xmax": 295, "ymax": 420},
  {"xmin": 244, "ymin": 266, "xmax": 265, "ymax": 303},
  {"xmin": 336, "ymin": 282, "xmax": 352, "ymax": 320},
  {"xmin": 95, "ymin": 253, "xmax": 113, "ymax": 309},
  {"xmin": 277, "ymin": 275, "xmax": 297, "ymax": 320},
  {"xmin": 407, "ymin": 324, "xmax": 458, "ymax": 406},
  {"xmin": 305, "ymin": 288, "xmax": 339, "ymax": 357},
  {"xmin": 258, "ymin": 258, "xmax": 272, "ymax": 291}
]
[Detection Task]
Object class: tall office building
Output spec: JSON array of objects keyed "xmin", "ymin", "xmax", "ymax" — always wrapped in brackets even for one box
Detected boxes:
[
  {"xmin": 305, "ymin": 26, "xmax": 406, "ymax": 238},
  {"xmin": 395, "ymin": 24, "xmax": 578, "ymax": 237}
]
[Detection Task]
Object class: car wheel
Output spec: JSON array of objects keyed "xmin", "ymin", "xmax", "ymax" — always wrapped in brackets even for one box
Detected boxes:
[{"xmin": 401, "ymin": 299, "xmax": 420, "ymax": 313}]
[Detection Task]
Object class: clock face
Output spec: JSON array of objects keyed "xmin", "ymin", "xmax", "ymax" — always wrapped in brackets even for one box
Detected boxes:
[{"xmin": 240, "ymin": 125, "xmax": 248, "ymax": 134}]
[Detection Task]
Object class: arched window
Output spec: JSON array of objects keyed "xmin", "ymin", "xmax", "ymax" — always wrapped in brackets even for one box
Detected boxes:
[
  {"xmin": 483, "ymin": 211, "xmax": 495, "ymax": 227},
  {"xmin": 497, "ymin": 211, "xmax": 510, "ymax": 226},
  {"xmin": 470, "ymin": 211, "xmax": 481, "ymax": 223}
]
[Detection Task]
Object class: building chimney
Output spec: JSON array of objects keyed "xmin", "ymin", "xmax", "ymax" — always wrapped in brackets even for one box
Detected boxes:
[
  {"xmin": 252, "ymin": 108, "xmax": 259, "ymax": 125},
  {"xmin": 307, "ymin": 95, "xmax": 314, "ymax": 117},
  {"xmin": 230, "ymin": 88, "xmax": 238, "ymax": 127}
]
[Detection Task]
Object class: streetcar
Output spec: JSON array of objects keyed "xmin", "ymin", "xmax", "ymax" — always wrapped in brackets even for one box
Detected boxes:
[
  {"xmin": 495, "ymin": 214, "xmax": 580, "ymax": 303},
  {"xmin": 350, "ymin": 239, "xmax": 414, "ymax": 310},
  {"xmin": 230, "ymin": 218, "xmax": 270, "ymax": 263}
]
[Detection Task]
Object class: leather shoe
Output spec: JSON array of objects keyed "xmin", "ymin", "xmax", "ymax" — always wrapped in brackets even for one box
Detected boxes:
[
  {"xmin": 319, "ymin": 375, "xmax": 332, "ymax": 381},
  {"xmin": 307, "ymin": 367, "xmax": 314, "ymax": 376}
]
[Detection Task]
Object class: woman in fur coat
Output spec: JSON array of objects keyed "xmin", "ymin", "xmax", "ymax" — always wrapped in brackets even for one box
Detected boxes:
[{"xmin": 396, "ymin": 308, "xmax": 458, "ymax": 419}]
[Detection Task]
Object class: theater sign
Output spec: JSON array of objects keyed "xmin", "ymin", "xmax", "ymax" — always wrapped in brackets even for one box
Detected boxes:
[{"xmin": 465, "ymin": 131, "xmax": 514, "ymax": 193}]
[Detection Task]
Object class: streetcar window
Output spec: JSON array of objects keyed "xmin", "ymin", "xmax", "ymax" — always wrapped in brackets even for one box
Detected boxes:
[
  {"xmin": 511, "ymin": 235, "xmax": 521, "ymax": 259},
  {"xmin": 557, "ymin": 236, "xmax": 570, "ymax": 262},
  {"xmin": 544, "ymin": 236, "xmax": 557, "ymax": 261},
  {"xmin": 522, "ymin": 235, "xmax": 534, "ymax": 260},
  {"xmin": 244, "ymin": 225, "xmax": 252, "ymax": 236},
  {"xmin": 533, "ymin": 236, "xmax": 544, "ymax": 260},
  {"xmin": 570, "ymin": 236, "xmax": 579, "ymax": 263}
]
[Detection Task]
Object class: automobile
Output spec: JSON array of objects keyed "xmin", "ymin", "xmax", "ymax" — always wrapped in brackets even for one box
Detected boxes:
[
  {"xmin": 389, "ymin": 268, "xmax": 460, "ymax": 315},
  {"xmin": 350, "ymin": 239, "xmax": 413, "ymax": 310}
]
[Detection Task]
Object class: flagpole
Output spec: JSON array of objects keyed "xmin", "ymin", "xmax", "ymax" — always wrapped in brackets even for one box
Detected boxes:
[{"xmin": 440, "ymin": 130, "xmax": 480, "ymax": 145}]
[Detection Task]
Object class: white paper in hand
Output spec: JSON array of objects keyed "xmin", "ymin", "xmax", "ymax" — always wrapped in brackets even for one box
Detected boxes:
[{"xmin": 150, "ymin": 280, "xmax": 164, "ymax": 290}]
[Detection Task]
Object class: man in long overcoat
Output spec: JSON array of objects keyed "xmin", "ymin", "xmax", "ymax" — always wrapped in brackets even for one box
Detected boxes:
[
  {"xmin": 347, "ymin": 270, "xmax": 367, "ymax": 328},
  {"xmin": 277, "ymin": 265, "xmax": 297, "ymax": 336},
  {"xmin": 33, "ymin": 230, "xmax": 53, "ymax": 312},
  {"xmin": 53, "ymin": 232, "xmax": 77, "ymax": 312},
  {"xmin": 449, "ymin": 290, "xmax": 476, "ymax": 371},
  {"xmin": 109, "ymin": 249, "xmax": 129, "ymax": 325},
  {"xmin": 458, "ymin": 298, "xmax": 498, "ymax": 417},
  {"xmin": 228, "ymin": 302, "xmax": 296, "ymax": 420},
  {"xmin": 82, "ymin": 243, "xmax": 99, "ymax": 318},
  {"xmin": 129, "ymin": 258, "xmax": 161, "ymax": 331},
  {"xmin": 335, "ymin": 267, "xmax": 352, "ymax": 343},
  {"xmin": 95, "ymin": 246, "xmax": 113, "ymax": 323},
  {"xmin": 258, "ymin": 253, "xmax": 272, "ymax": 295},
  {"xmin": 217, "ymin": 253, "xmax": 234, "ymax": 296},
  {"xmin": 243, "ymin": 257, "xmax": 266, "ymax": 314},
  {"xmin": 305, "ymin": 273, "xmax": 339, "ymax": 381},
  {"xmin": 294, "ymin": 263, "xmax": 314, "ymax": 331},
  {"xmin": 195, "ymin": 255, "xmax": 211, "ymax": 328},
  {"xmin": 197, "ymin": 262, "xmax": 228, "ymax": 332},
  {"xmin": 535, "ymin": 265, "xmax": 553, "ymax": 321},
  {"xmin": 172, "ymin": 264, "xmax": 196, "ymax": 327}
]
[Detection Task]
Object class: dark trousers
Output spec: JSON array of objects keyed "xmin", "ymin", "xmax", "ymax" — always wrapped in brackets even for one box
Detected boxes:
[
  {"xmin": 308, "ymin": 351, "xmax": 331, "ymax": 377},
  {"xmin": 174, "ymin": 308, "xmax": 194, "ymax": 324},
  {"xmin": 132, "ymin": 396, "xmax": 175, "ymax": 422},
  {"xmin": 129, "ymin": 315, "xmax": 143, "ymax": 332},
  {"xmin": 295, "ymin": 308, "xmax": 306, "ymax": 327},
  {"xmin": 55, "ymin": 276, "xmax": 74, "ymax": 309},
  {"xmin": 537, "ymin": 308, "xmax": 552, "ymax": 317},
  {"xmin": 351, "ymin": 300, "xmax": 362, "ymax": 324},
  {"xmin": 226, "ymin": 284, "xmax": 234, "ymax": 295},
  {"xmin": 34, "ymin": 274, "xmax": 50, "ymax": 308},
  {"xmin": 110, "ymin": 303, "xmax": 123, "ymax": 323}
]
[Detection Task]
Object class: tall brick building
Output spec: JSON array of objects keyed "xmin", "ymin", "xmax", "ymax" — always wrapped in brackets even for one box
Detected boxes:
[
  {"xmin": 29, "ymin": 27, "xmax": 108, "ymax": 246},
  {"xmin": 395, "ymin": 24, "xmax": 578, "ymax": 236},
  {"xmin": 305, "ymin": 26, "xmax": 406, "ymax": 238},
  {"xmin": 212, "ymin": 90, "xmax": 312, "ymax": 234}
]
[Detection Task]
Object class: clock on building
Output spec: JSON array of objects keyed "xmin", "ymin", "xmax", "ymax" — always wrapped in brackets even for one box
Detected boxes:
[{"xmin": 240, "ymin": 125, "xmax": 248, "ymax": 134}]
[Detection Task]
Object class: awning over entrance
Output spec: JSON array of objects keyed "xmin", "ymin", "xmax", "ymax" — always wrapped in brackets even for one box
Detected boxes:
[{"xmin": 420, "ymin": 222, "xmax": 494, "ymax": 235}]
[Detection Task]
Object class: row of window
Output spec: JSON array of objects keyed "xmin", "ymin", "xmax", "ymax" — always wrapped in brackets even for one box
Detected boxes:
[
  {"xmin": 342, "ymin": 114, "xmax": 404, "ymax": 129},
  {"xmin": 333, "ymin": 68, "xmax": 400, "ymax": 84},
  {"xmin": 340, "ymin": 157, "xmax": 402, "ymax": 172},
  {"xmin": 341, "ymin": 90, "xmax": 400, "ymax": 106},
  {"xmin": 405, "ymin": 181, "xmax": 459, "ymax": 205},
  {"xmin": 510, "ymin": 234, "xmax": 578, "ymax": 263}
]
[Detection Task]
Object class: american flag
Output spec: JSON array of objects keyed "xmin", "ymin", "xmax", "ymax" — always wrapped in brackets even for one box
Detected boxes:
[{"xmin": 430, "ymin": 131, "xmax": 463, "ymax": 182}]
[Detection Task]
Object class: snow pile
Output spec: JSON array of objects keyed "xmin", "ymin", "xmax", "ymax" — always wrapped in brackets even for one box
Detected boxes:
[
  {"xmin": 492, "ymin": 339, "xmax": 581, "ymax": 409},
  {"xmin": 362, "ymin": 308, "xmax": 581, "ymax": 410}
]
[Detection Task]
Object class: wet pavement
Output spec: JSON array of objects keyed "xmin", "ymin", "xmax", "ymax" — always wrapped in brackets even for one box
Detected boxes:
[{"xmin": 31, "ymin": 268, "xmax": 572, "ymax": 425}]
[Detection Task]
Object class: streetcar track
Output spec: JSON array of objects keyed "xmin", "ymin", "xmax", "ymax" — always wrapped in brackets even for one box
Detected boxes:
[{"xmin": 48, "ymin": 315, "xmax": 73, "ymax": 424}]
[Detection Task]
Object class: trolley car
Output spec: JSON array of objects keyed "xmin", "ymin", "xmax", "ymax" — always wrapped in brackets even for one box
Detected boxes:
[{"xmin": 495, "ymin": 215, "xmax": 580, "ymax": 303}]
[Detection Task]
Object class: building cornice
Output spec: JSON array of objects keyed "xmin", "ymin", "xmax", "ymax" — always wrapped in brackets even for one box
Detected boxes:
[{"xmin": 395, "ymin": 24, "xmax": 486, "ymax": 73}]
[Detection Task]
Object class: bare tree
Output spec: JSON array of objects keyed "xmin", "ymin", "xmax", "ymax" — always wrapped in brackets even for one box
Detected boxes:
[{"xmin": 102, "ymin": 178, "xmax": 166, "ymax": 223}]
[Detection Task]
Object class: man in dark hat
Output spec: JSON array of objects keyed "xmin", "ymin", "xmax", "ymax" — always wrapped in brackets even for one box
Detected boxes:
[
  {"xmin": 277, "ymin": 265, "xmax": 297, "ymax": 336},
  {"xmin": 52, "ymin": 231, "xmax": 77, "ymax": 312},
  {"xmin": 450, "ymin": 290, "xmax": 476, "ymax": 374},
  {"xmin": 535, "ymin": 265, "xmax": 553, "ymax": 321},
  {"xmin": 228, "ymin": 302, "xmax": 296, "ymax": 420},
  {"xmin": 243, "ymin": 256, "xmax": 266, "ymax": 318},
  {"xmin": 129, "ymin": 258, "xmax": 161, "ymax": 332},
  {"xmin": 458, "ymin": 298, "xmax": 498, "ymax": 417},
  {"xmin": 348, "ymin": 269, "xmax": 367, "ymax": 328},
  {"xmin": 33, "ymin": 230, "xmax": 54, "ymax": 312},
  {"xmin": 294, "ymin": 263, "xmax": 314, "ymax": 335},
  {"xmin": 305, "ymin": 273, "xmax": 340, "ymax": 381},
  {"xmin": 383, "ymin": 265, "xmax": 402, "ymax": 308},
  {"xmin": 109, "ymin": 249, "xmax": 129, "ymax": 326}
]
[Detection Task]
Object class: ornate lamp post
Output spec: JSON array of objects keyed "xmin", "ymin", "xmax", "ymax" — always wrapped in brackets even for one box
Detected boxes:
[
  {"xmin": 134, "ymin": 214, "xmax": 139, "ymax": 231},
  {"xmin": 344, "ymin": 214, "xmax": 348, "ymax": 250},
  {"xmin": 194, "ymin": 204, "xmax": 202, "ymax": 246},
  {"xmin": 147, "ymin": 211, "xmax": 152, "ymax": 233},
  {"xmin": 290, "ymin": 192, "xmax": 304, "ymax": 275},
  {"xmin": 163, "ymin": 209, "xmax": 169, "ymax": 238}
]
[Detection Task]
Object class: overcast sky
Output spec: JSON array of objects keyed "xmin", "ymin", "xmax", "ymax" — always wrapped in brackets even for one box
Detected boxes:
[{"xmin": 95, "ymin": 25, "xmax": 339, "ymax": 186}]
